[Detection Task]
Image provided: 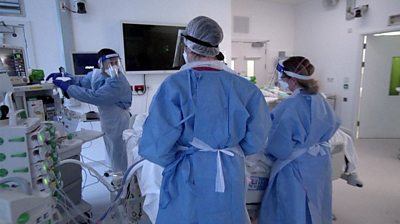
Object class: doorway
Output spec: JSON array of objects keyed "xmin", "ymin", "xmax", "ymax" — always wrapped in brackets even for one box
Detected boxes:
[
  {"xmin": 231, "ymin": 40, "xmax": 268, "ymax": 86},
  {"xmin": 357, "ymin": 31, "xmax": 400, "ymax": 138}
]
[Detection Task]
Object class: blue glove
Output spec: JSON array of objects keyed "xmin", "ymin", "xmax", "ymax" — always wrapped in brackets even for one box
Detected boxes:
[
  {"xmin": 46, "ymin": 73, "xmax": 62, "ymax": 81},
  {"xmin": 53, "ymin": 79, "xmax": 71, "ymax": 92},
  {"xmin": 46, "ymin": 72, "xmax": 73, "ymax": 81}
]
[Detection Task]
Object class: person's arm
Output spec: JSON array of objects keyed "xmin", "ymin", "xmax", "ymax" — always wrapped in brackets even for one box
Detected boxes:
[
  {"xmin": 67, "ymin": 76, "xmax": 124, "ymax": 106},
  {"xmin": 240, "ymin": 90, "xmax": 272, "ymax": 156},
  {"xmin": 69, "ymin": 71, "xmax": 93, "ymax": 88},
  {"xmin": 138, "ymin": 80, "xmax": 183, "ymax": 167}
]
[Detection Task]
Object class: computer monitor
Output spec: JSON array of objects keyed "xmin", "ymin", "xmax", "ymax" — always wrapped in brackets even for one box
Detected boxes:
[
  {"xmin": 0, "ymin": 45, "xmax": 28, "ymax": 86},
  {"xmin": 72, "ymin": 53, "xmax": 99, "ymax": 75},
  {"xmin": 0, "ymin": 46, "xmax": 27, "ymax": 77}
]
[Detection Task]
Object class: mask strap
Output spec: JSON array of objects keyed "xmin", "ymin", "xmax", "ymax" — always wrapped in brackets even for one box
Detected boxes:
[{"xmin": 181, "ymin": 34, "xmax": 218, "ymax": 48}]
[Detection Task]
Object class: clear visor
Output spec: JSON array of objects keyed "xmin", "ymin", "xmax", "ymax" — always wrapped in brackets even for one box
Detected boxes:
[
  {"xmin": 275, "ymin": 59, "xmax": 313, "ymax": 81},
  {"xmin": 99, "ymin": 54, "xmax": 125, "ymax": 77},
  {"xmin": 276, "ymin": 61, "xmax": 285, "ymax": 80}
]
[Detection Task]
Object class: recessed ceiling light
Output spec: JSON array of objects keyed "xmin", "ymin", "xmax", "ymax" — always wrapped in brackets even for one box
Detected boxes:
[{"xmin": 373, "ymin": 31, "xmax": 400, "ymax": 36}]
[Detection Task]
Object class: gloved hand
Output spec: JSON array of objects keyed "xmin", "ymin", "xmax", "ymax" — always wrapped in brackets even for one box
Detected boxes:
[
  {"xmin": 46, "ymin": 72, "xmax": 73, "ymax": 81},
  {"xmin": 53, "ymin": 78, "xmax": 71, "ymax": 92},
  {"xmin": 46, "ymin": 73, "xmax": 62, "ymax": 81}
]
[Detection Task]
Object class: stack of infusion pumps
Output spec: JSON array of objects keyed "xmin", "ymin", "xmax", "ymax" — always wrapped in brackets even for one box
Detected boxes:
[{"xmin": 0, "ymin": 117, "xmax": 61, "ymax": 223}]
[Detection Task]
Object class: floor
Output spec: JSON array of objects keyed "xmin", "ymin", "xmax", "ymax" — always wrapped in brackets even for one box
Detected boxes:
[
  {"xmin": 332, "ymin": 139, "xmax": 400, "ymax": 224},
  {"xmin": 80, "ymin": 138, "xmax": 400, "ymax": 224},
  {"xmin": 80, "ymin": 161, "xmax": 111, "ymax": 222},
  {"xmin": 80, "ymin": 159, "xmax": 151, "ymax": 223}
]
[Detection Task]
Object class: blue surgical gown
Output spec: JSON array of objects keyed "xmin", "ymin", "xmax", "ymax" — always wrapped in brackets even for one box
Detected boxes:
[
  {"xmin": 259, "ymin": 90, "xmax": 340, "ymax": 224},
  {"xmin": 138, "ymin": 67, "xmax": 271, "ymax": 224},
  {"xmin": 67, "ymin": 71, "xmax": 132, "ymax": 172}
]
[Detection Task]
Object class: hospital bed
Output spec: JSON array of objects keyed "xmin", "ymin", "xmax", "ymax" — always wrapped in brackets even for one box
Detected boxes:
[{"xmin": 120, "ymin": 113, "xmax": 351, "ymax": 223}]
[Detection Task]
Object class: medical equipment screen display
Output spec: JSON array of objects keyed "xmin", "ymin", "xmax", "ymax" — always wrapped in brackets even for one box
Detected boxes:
[
  {"xmin": 72, "ymin": 53, "xmax": 99, "ymax": 75},
  {"xmin": 0, "ymin": 46, "xmax": 26, "ymax": 77},
  {"xmin": 122, "ymin": 23, "xmax": 185, "ymax": 72}
]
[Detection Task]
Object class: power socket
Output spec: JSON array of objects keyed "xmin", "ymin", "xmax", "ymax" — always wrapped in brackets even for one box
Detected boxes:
[{"xmin": 134, "ymin": 85, "xmax": 145, "ymax": 93}]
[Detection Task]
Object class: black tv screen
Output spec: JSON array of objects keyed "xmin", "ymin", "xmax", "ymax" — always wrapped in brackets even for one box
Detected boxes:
[
  {"xmin": 72, "ymin": 53, "xmax": 99, "ymax": 75},
  {"xmin": 122, "ymin": 23, "xmax": 186, "ymax": 72}
]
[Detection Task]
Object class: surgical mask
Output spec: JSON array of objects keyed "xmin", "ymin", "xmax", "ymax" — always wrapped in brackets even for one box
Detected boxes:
[
  {"xmin": 183, "ymin": 51, "xmax": 188, "ymax": 63},
  {"xmin": 278, "ymin": 80, "xmax": 289, "ymax": 92}
]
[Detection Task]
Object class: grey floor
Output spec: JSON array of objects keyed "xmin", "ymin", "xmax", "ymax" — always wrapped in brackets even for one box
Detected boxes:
[
  {"xmin": 80, "ymin": 139, "xmax": 400, "ymax": 223},
  {"xmin": 80, "ymin": 161, "xmax": 111, "ymax": 222},
  {"xmin": 332, "ymin": 139, "xmax": 400, "ymax": 224}
]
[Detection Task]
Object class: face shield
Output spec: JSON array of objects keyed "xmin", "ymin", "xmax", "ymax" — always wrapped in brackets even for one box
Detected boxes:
[
  {"xmin": 98, "ymin": 54, "xmax": 125, "ymax": 78},
  {"xmin": 276, "ymin": 60, "xmax": 285, "ymax": 80},
  {"xmin": 275, "ymin": 60, "xmax": 287, "ymax": 91},
  {"xmin": 275, "ymin": 59, "xmax": 313, "ymax": 81}
]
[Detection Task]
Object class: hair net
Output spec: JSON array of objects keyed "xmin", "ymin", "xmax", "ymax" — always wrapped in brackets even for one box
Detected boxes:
[{"xmin": 183, "ymin": 16, "xmax": 223, "ymax": 57}]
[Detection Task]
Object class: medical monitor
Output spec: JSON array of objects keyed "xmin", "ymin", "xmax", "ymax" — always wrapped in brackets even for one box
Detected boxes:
[
  {"xmin": 0, "ymin": 46, "xmax": 27, "ymax": 77},
  {"xmin": 72, "ymin": 53, "xmax": 99, "ymax": 75},
  {"xmin": 122, "ymin": 23, "xmax": 186, "ymax": 72}
]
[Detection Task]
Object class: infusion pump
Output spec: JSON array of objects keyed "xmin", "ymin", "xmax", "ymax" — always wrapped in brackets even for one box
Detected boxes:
[{"xmin": 0, "ymin": 118, "xmax": 61, "ymax": 223}]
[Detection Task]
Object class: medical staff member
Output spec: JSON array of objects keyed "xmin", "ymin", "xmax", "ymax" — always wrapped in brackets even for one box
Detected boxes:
[
  {"xmin": 138, "ymin": 16, "xmax": 271, "ymax": 224},
  {"xmin": 258, "ymin": 56, "xmax": 340, "ymax": 224},
  {"xmin": 48, "ymin": 48, "xmax": 132, "ymax": 173}
]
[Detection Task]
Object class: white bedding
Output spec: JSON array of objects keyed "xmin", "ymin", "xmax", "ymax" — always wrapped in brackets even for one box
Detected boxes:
[{"xmin": 123, "ymin": 115, "xmax": 359, "ymax": 223}]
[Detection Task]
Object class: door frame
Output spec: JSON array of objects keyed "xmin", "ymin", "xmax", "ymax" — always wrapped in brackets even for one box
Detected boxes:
[
  {"xmin": 231, "ymin": 39, "xmax": 269, "ymax": 85},
  {"xmin": 354, "ymin": 26, "xmax": 400, "ymax": 138}
]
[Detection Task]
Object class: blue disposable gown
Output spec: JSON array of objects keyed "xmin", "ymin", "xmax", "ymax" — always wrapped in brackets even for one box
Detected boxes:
[
  {"xmin": 67, "ymin": 70, "xmax": 132, "ymax": 172},
  {"xmin": 138, "ymin": 66, "xmax": 271, "ymax": 224},
  {"xmin": 258, "ymin": 90, "xmax": 340, "ymax": 224}
]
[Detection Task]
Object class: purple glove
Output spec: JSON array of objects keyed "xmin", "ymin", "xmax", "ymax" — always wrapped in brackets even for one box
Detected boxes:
[
  {"xmin": 53, "ymin": 79, "xmax": 71, "ymax": 92},
  {"xmin": 46, "ymin": 73, "xmax": 62, "ymax": 81}
]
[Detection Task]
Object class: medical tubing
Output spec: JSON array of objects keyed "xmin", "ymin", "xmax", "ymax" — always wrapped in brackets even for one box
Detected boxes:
[
  {"xmin": 97, "ymin": 158, "xmax": 145, "ymax": 222},
  {"xmin": 81, "ymin": 166, "xmax": 101, "ymax": 190},
  {"xmin": 56, "ymin": 200, "xmax": 80, "ymax": 224},
  {"xmin": 81, "ymin": 166, "xmax": 88, "ymax": 189},
  {"xmin": 55, "ymin": 188, "xmax": 94, "ymax": 223},
  {"xmin": 81, "ymin": 154, "xmax": 110, "ymax": 169},
  {"xmin": 120, "ymin": 158, "xmax": 146, "ymax": 199},
  {"xmin": 56, "ymin": 189, "xmax": 93, "ymax": 221},
  {"xmin": 59, "ymin": 159, "xmax": 115, "ymax": 192}
]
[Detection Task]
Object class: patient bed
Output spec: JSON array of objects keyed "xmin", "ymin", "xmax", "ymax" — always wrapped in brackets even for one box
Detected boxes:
[{"xmin": 121, "ymin": 114, "xmax": 353, "ymax": 223}]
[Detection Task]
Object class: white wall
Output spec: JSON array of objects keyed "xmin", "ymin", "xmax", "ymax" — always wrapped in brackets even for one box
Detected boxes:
[
  {"xmin": 0, "ymin": 1, "xmax": 232, "ymax": 163},
  {"xmin": 68, "ymin": 0, "xmax": 232, "ymax": 114},
  {"xmin": 358, "ymin": 35, "xmax": 400, "ymax": 138},
  {"xmin": 0, "ymin": 0, "xmax": 66, "ymax": 75},
  {"xmin": 232, "ymin": 0, "xmax": 296, "ymax": 83},
  {"xmin": 293, "ymin": 0, "xmax": 400, "ymax": 131}
]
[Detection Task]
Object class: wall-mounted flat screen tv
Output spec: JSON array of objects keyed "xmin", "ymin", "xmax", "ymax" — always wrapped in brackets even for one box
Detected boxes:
[
  {"xmin": 72, "ymin": 53, "xmax": 98, "ymax": 75},
  {"xmin": 122, "ymin": 23, "xmax": 186, "ymax": 72}
]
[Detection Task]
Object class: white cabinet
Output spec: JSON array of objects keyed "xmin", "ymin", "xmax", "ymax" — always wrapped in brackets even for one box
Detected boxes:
[{"xmin": 12, "ymin": 83, "xmax": 62, "ymax": 121}]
